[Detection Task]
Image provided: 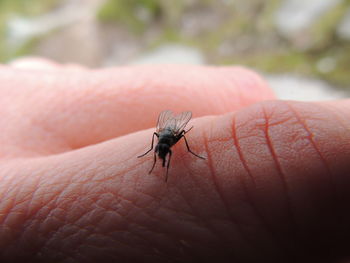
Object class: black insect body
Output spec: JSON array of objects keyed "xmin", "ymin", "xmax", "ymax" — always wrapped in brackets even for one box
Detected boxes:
[{"xmin": 138, "ymin": 110, "xmax": 205, "ymax": 182}]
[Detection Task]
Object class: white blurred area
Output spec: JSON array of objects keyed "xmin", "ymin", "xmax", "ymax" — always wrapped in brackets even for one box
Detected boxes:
[
  {"xmin": 129, "ymin": 44, "xmax": 204, "ymax": 65},
  {"xmin": 266, "ymin": 75, "xmax": 347, "ymax": 101},
  {"xmin": 274, "ymin": 0, "xmax": 342, "ymax": 37},
  {"xmin": 7, "ymin": 0, "xmax": 100, "ymax": 46},
  {"xmin": 4, "ymin": 0, "xmax": 350, "ymax": 101}
]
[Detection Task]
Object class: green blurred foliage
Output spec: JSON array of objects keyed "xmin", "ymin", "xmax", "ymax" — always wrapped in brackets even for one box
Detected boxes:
[
  {"xmin": 97, "ymin": 0, "xmax": 161, "ymax": 32},
  {"xmin": 0, "ymin": 0, "xmax": 57, "ymax": 61},
  {"xmin": 0, "ymin": 0, "xmax": 56, "ymax": 15}
]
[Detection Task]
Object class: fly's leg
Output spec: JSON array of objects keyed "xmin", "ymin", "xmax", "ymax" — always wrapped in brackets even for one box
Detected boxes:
[
  {"xmin": 165, "ymin": 150, "xmax": 172, "ymax": 182},
  {"xmin": 184, "ymin": 126, "xmax": 193, "ymax": 134},
  {"xmin": 138, "ymin": 132, "xmax": 159, "ymax": 158},
  {"xmin": 149, "ymin": 151, "xmax": 157, "ymax": 174},
  {"xmin": 182, "ymin": 133, "xmax": 205, "ymax": 159}
]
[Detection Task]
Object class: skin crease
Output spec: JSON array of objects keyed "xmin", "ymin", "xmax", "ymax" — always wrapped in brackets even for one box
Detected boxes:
[{"xmin": 0, "ymin": 60, "xmax": 350, "ymax": 263}]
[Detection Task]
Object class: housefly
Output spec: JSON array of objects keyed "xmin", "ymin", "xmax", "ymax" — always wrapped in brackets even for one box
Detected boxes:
[{"xmin": 137, "ymin": 110, "xmax": 205, "ymax": 182}]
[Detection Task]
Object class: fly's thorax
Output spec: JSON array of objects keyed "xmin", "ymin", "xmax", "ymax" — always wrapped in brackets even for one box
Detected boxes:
[{"xmin": 158, "ymin": 128, "xmax": 176, "ymax": 146}]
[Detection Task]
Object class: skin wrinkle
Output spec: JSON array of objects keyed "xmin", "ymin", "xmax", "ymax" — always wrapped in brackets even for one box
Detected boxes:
[
  {"xmin": 25, "ymin": 214, "xmax": 63, "ymax": 256},
  {"xmin": 45, "ymin": 238, "xmax": 75, "ymax": 263},
  {"xmin": 39, "ymin": 207, "xmax": 66, "ymax": 234},
  {"xmin": 165, "ymin": 187, "xmax": 227, "ymax": 258},
  {"xmin": 0, "ymin": 182, "xmax": 19, "ymax": 226},
  {"xmin": 22, "ymin": 172, "xmax": 47, "ymax": 237},
  {"xmin": 65, "ymin": 232, "xmax": 148, "ymax": 263},
  {"xmin": 314, "ymin": 103, "xmax": 350, "ymax": 220},
  {"xmin": 181, "ymin": 116, "xmax": 282, "ymax": 260},
  {"xmin": 124, "ymin": 214, "xmax": 207, "ymax": 260},
  {"xmin": 26, "ymin": 202, "xmax": 83, "ymax": 257},
  {"xmin": 279, "ymin": 102, "xmax": 350, "ymax": 259},
  {"xmin": 261, "ymin": 104, "xmax": 298, "ymax": 235},
  {"xmin": 0, "ymin": 177, "xmax": 28, "ymax": 230},
  {"xmin": 176, "ymin": 157, "xmax": 231, "ymax": 245},
  {"xmin": 73, "ymin": 244, "xmax": 128, "ymax": 263},
  {"xmin": 115, "ymin": 189, "xmax": 170, "ymax": 228},
  {"xmin": 78, "ymin": 224, "xmax": 157, "ymax": 261},
  {"xmin": 131, "ymin": 209, "xmax": 194, "ymax": 260},
  {"xmin": 160, "ymin": 188, "xmax": 197, "ymax": 221},
  {"xmin": 231, "ymin": 115, "xmax": 257, "ymax": 186},
  {"xmin": 228, "ymin": 105, "xmax": 300, "ymax": 261},
  {"xmin": 92, "ymin": 196, "xmax": 172, "ymax": 250},
  {"xmin": 171, "ymin": 160, "xmax": 225, "ymax": 228},
  {"xmin": 136, "ymin": 188, "xmax": 162, "ymax": 206},
  {"xmin": 235, "ymin": 103, "xmax": 344, "ymax": 260},
  {"xmin": 259, "ymin": 102, "xmax": 342, "ymax": 259},
  {"xmin": 230, "ymin": 114, "xmax": 288, "ymax": 257},
  {"xmin": 171, "ymin": 147, "xmax": 241, "ymax": 260},
  {"xmin": 200, "ymin": 125, "xmax": 253, "ymax": 259},
  {"xmin": 40, "ymin": 205, "xmax": 144, "ymax": 261},
  {"xmin": 121, "ymin": 199, "xmax": 180, "ymax": 249},
  {"xmin": 7, "ymin": 164, "xmax": 130, "ymax": 260},
  {"xmin": 4, "ymin": 198, "xmax": 43, "ymax": 243},
  {"xmin": 134, "ymin": 187, "xmax": 213, "ymax": 239},
  {"xmin": 0, "ymin": 163, "xmax": 32, "ymax": 210},
  {"xmin": 258, "ymin": 114, "xmax": 297, "ymax": 128},
  {"xmin": 82, "ymin": 239, "xmax": 161, "ymax": 263},
  {"xmin": 285, "ymin": 102, "xmax": 336, "ymax": 196},
  {"xmin": 318, "ymin": 102, "xmax": 350, "ymax": 133},
  {"xmin": 80, "ymin": 175, "xmax": 209, "ymax": 260},
  {"xmin": 2, "ymin": 212, "xmax": 23, "ymax": 246},
  {"xmin": 32, "ymin": 181, "xmax": 80, "ymax": 218}
]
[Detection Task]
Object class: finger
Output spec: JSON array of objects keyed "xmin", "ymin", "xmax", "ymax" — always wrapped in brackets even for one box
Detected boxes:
[
  {"xmin": 8, "ymin": 57, "xmax": 63, "ymax": 71},
  {"xmin": 8, "ymin": 57, "xmax": 88, "ymax": 71},
  {"xmin": 191, "ymin": 99, "xmax": 350, "ymax": 261},
  {"xmin": 0, "ymin": 65, "xmax": 274, "ymax": 158},
  {"xmin": 1, "ymin": 99, "xmax": 349, "ymax": 262}
]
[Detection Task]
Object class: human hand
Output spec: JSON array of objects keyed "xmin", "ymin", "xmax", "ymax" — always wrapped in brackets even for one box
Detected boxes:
[{"xmin": 1, "ymin": 59, "xmax": 349, "ymax": 262}]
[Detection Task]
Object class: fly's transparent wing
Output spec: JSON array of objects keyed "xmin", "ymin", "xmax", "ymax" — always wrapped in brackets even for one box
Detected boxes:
[
  {"xmin": 156, "ymin": 110, "xmax": 192, "ymax": 134},
  {"xmin": 156, "ymin": 110, "xmax": 175, "ymax": 132},
  {"xmin": 173, "ymin": 111, "xmax": 192, "ymax": 135}
]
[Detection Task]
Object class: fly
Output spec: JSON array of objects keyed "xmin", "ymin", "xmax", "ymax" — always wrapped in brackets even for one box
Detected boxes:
[{"xmin": 137, "ymin": 110, "xmax": 205, "ymax": 182}]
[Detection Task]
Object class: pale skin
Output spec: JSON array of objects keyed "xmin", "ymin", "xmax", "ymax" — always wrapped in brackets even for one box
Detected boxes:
[{"xmin": 0, "ymin": 58, "xmax": 350, "ymax": 262}]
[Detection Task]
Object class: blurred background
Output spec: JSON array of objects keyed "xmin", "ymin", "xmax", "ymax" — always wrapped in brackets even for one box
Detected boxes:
[{"xmin": 1, "ymin": 0, "xmax": 349, "ymax": 100}]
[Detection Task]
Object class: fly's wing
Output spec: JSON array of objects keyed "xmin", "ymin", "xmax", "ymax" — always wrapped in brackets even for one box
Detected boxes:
[
  {"xmin": 156, "ymin": 110, "xmax": 175, "ymax": 132},
  {"xmin": 173, "ymin": 111, "xmax": 192, "ymax": 135}
]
